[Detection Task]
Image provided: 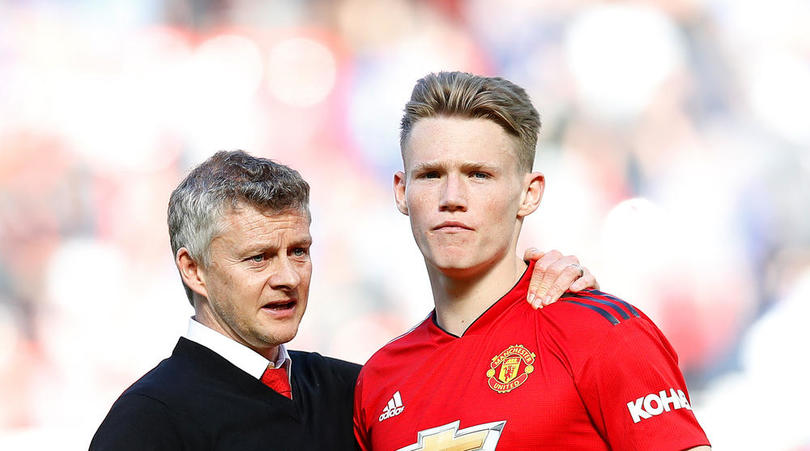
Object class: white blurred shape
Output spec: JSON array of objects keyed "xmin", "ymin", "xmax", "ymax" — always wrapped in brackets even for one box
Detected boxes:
[
  {"xmin": 347, "ymin": 31, "xmax": 472, "ymax": 169},
  {"xmin": 600, "ymin": 197, "xmax": 671, "ymax": 315},
  {"xmin": 717, "ymin": 0, "xmax": 810, "ymax": 49},
  {"xmin": 701, "ymin": 267, "xmax": 810, "ymax": 450},
  {"xmin": 0, "ymin": 426, "xmax": 92, "ymax": 451},
  {"xmin": 46, "ymin": 239, "xmax": 126, "ymax": 316},
  {"xmin": 565, "ymin": 4, "xmax": 685, "ymax": 120},
  {"xmin": 267, "ymin": 38, "xmax": 336, "ymax": 107},
  {"xmin": 0, "ymin": 303, "xmax": 19, "ymax": 367},
  {"xmin": 746, "ymin": 52, "xmax": 810, "ymax": 144},
  {"xmin": 348, "ymin": 62, "xmax": 423, "ymax": 168},
  {"xmin": 51, "ymin": 28, "xmax": 191, "ymax": 172},
  {"xmin": 602, "ymin": 197, "xmax": 670, "ymax": 262},
  {"xmin": 742, "ymin": 267, "xmax": 810, "ymax": 397},
  {"xmin": 181, "ymin": 34, "xmax": 265, "ymax": 159},
  {"xmin": 192, "ymin": 34, "xmax": 264, "ymax": 102}
]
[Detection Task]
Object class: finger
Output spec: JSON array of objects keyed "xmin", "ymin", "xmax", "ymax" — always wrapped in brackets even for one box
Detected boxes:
[
  {"xmin": 522, "ymin": 247, "xmax": 545, "ymax": 262},
  {"xmin": 541, "ymin": 259, "xmax": 584, "ymax": 306},
  {"xmin": 569, "ymin": 267, "xmax": 597, "ymax": 292},
  {"xmin": 531, "ymin": 251, "xmax": 573, "ymax": 308},
  {"xmin": 536, "ymin": 253, "xmax": 577, "ymax": 307},
  {"xmin": 526, "ymin": 249, "xmax": 562, "ymax": 308}
]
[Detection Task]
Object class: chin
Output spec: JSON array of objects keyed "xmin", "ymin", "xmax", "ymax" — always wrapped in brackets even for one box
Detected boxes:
[
  {"xmin": 430, "ymin": 247, "xmax": 506, "ymax": 277},
  {"xmin": 258, "ymin": 324, "xmax": 300, "ymax": 345},
  {"xmin": 430, "ymin": 255, "xmax": 482, "ymax": 275}
]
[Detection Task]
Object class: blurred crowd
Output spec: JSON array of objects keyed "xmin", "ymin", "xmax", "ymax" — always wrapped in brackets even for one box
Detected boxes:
[{"xmin": 1, "ymin": 0, "xmax": 808, "ymax": 449}]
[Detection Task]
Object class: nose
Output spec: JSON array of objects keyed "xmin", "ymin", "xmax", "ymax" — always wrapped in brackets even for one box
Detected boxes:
[
  {"xmin": 439, "ymin": 174, "xmax": 467, "ymax": 212},
  {"xmin": 269, "ymin": 256, "xmax": 302, "ymax": 290}
]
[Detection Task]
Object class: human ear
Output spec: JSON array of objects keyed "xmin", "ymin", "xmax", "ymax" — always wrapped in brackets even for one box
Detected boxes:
[
  {"xmin": 393, "ymin": 171, "xmax": 409, "ymax": 215},
  {"xmin": 176, "ymin": 248, "xmax": 209, "ymax": 299},
  {"xmin": 517, "ymin": 172, "xmax": 544, "ymax": 217}
]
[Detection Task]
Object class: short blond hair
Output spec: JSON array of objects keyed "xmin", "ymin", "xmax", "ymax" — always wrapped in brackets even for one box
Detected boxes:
[{"xmin": 400, "ymin": 71, "xmax": 541, "ymax": 171}]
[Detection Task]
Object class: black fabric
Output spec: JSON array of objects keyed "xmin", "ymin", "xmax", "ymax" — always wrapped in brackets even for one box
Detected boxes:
[{"xmin": 90, "ymin": 338, "xmax": 361, "ymax": 451}]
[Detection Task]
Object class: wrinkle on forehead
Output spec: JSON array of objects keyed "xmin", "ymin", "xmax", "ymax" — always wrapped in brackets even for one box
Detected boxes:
[{"xmin": 211, "ymin": 206, "xmax": 311, "ymax": 252}]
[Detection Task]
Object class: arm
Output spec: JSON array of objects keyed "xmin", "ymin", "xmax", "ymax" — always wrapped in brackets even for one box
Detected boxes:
[
  {"xmin": 523, "ymin": 248, "xmax": 599, "ymax": 309},
  {"xmin": 353, "ymin": 372, "xmax": 372, "ymax": 451},
  {"xmin": 571, "ymin": 297, "xmax": 711, "ymax": 450}
]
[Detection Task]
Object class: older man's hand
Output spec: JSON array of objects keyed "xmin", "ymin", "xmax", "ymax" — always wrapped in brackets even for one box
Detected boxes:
[{"xmin": 523, "ymin": 248, "xmax": 599, "ymax": 309}]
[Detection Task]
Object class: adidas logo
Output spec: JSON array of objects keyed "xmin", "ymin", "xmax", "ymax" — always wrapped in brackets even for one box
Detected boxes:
[{"xmin": 378, "ymin": 391, "xmax": 404, "ymax": 422}]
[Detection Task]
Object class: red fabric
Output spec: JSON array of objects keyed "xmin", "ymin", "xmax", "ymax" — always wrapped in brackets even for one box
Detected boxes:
[
  {"xmin": 260, "ymin": 366, "xmax": 292, "ymax": 399},
  {"xmin": 354, "ymin": 261, "xmax": 710, "ymax": 450}
]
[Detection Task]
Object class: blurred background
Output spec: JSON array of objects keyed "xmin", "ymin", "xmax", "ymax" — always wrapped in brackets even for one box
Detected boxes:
[{"xmin": 1, "ymin": 0, "xmax": 808, "ymax": 449}]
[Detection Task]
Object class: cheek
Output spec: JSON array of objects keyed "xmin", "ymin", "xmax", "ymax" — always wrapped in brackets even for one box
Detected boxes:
[
  {"xmin": 298, "ymin": 265, "xmax": 313, "ymax": 288},
  {"xmin": 481, "ymin": 189, "xmax": 521, "ymax": 224},
  {"xmin": 406, "ymin": 194, "xmax": 432, "ymax": 229}
]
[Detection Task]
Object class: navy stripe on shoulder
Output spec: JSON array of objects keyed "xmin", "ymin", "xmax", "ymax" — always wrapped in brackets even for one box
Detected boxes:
[
  {"xmin": 589, "ymin": 289, "xmax": 640, "ymax": 318},
  {"xmin": 565, "ymin": 292, "xmax": 630, "ymax": 320},
  {"xmin": 565, "ymin": 300, "xmax": 620, "ymax": 325}
]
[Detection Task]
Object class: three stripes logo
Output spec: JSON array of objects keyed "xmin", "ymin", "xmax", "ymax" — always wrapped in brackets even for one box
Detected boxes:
[
  {"xmin": 562, "ymin": 289, "xmax": 639, "ymax": 325},
  {"xmin": 379, "ymin": 391, "xmax": 405, "ymax": 422}
]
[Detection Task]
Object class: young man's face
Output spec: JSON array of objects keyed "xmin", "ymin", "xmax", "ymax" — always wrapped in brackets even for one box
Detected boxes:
[
  {"xmin": 194, "ymin": 204, "xmax": 312, "ymax": 357},
  {"xmin": 395, "ymin": 116, "xmax": 543, "ymax": 278}
]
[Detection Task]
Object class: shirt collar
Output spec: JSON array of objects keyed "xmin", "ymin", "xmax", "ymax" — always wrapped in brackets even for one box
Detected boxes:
[{"xmin": 184, "ymin": 317, "xmax": 292, "ymax": 381}]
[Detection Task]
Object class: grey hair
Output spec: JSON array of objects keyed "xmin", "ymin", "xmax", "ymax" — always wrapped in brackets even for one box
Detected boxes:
[{"xmin": 168, "ymin": 150, "xmax": 310, "ymax": 303}]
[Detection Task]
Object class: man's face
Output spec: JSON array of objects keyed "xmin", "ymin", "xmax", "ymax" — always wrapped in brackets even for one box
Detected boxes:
[
  {"xmin": 396, "ymin": 116, "xmax": 538, "ymax": 277},
  {"xmin": 196, "ymin": 204, "xmax": 312, "ymax": 357}
]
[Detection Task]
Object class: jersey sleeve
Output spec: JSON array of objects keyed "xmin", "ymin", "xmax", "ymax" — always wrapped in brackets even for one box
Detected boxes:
[
  {"xmin": 574, "ymin": 313, "xmax": 710, "ymax": 450},
  {"xmin": 353, "ymin": 370, "xmax": 372, "ymax": 451}
]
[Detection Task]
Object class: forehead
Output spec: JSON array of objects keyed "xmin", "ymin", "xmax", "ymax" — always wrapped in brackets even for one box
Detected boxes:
[
  {"xmin": 218, "ymin": 204, "xmax": 311, "ymax": 241},
  {"xmin": 402, "ymin": 116, "xmax": 520, "ymax": 170}
]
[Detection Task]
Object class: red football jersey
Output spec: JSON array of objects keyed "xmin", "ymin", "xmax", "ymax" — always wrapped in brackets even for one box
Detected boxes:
[{"xmin": 354, "ymin": 262, "xmax": 710, "ymax": 450}]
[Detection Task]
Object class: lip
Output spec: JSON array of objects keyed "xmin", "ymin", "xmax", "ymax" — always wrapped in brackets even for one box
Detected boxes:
[
  {"xmin": 432, "ymin": 221, "xmax": 474, "ymax": 231},
  {"xmin": 260, "ymin": 299, "xmax": 298, "ymax": 318}
]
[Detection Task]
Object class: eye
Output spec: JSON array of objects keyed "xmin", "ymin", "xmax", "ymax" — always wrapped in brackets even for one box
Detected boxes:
[
  {"xmin": 292, "ymin": 247, "xmax": 309, "ymax": 257},
  {"xmin": 470, "ymin": 171, "xmax": 490, "ymax": 179},
  {"xmin": 418, "ymin": 171, "xmax": 440, "ymax": 179},
  {"xmin": 248, "ymin": 254, "xmax": 265, "ymax": 263}
]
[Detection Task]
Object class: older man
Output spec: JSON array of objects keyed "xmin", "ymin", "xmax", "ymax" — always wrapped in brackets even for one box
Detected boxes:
[{"xmin": 90, "ymin": 151, "xmax": 596, "ymax": 450}]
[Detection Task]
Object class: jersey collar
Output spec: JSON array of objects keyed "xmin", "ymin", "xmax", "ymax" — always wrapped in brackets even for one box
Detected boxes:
[{"xmin": 430, "ymin": 260, "xmax": 534, "ymax": 338}]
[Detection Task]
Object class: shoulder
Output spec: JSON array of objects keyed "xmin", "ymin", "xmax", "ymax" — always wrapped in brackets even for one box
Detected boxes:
[
  {"xmin": 541, "ymin": 289, "xmax": 651, "ymax": 332},
  {"xmin": 359, "ymin": 314, "xmax": 433, "ymax": 377},
  {"xmin": 539, "ymin": 289, "xmax": 675, "ymax": 362},
  {"xmin": 122, "ymin": 338, "xmax": 213, "ymax": 402},
  {"xmin": 119, "ymin": 357, "xmax": 182, "ymax": 400},
  {"xmin": 290, "ymin": 350, "xmax": 362, "ymax": 381},
  {"xmin": 98, "ymin": 339, "xmax": 217, "ymax": 420},
  {"xmin": 90, "ymin": 361, "xmax": 185, "ymax": 450}
]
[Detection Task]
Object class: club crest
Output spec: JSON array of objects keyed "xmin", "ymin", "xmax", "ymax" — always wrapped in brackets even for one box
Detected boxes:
[{"xmin": 486, "ymin": 344, "xmax": 535, "ymax": 393}]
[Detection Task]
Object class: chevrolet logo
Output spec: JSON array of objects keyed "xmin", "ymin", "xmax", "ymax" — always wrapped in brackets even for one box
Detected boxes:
[{"xmin": 397, "ymin": 420, "xmax": 506, "ymax": 451}]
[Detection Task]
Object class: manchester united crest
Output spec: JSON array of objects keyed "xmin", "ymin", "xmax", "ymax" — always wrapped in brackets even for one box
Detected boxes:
[{"xmin": 486, "ymin": 344, "xmax": 535, "ymax": 393}]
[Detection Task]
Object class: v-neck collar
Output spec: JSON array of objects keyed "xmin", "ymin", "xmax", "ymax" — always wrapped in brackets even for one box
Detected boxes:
[{"xmin": 429, "ymin": 261, "xmax": 534, "ymax": 339}]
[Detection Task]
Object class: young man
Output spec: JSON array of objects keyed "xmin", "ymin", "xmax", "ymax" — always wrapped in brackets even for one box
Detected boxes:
[
  {"xmin": 90, "ymin": 151, "xmax": 597, "ymax": 450},
  {"xmin": 353, "ymin": 72, "xmax": 711, "ymax": 450}
]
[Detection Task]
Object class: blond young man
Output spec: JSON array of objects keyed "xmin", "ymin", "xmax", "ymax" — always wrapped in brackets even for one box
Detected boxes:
[{"xmin": 353, "ymin": 72, "xmax": 711, "ymax": 450}]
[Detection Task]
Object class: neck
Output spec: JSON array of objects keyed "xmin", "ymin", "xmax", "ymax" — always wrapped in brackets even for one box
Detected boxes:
[
  {"xmin": 428, "ymin": 252, "xmax": 527, "ymax": 336},
  {"xmin": 192, "ymin": 307, "xmax": 279, "ymax": 363}
]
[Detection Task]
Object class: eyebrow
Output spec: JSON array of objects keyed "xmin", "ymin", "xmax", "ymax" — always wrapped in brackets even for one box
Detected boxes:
[
  {"xmin": 410, "ymin": 161, "xmax": 500, "ymax": 173},
  {"xmin": 459, "ymin": 162, "xmax": 499, "ymax": 173},
  {"xmin": 238, "ymin": 235, "xmax": 312, "ymax": 255},
  {"xmin": 409, "ymin": 161, "xmax": 441, "ymax": 173}
]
